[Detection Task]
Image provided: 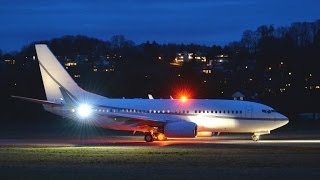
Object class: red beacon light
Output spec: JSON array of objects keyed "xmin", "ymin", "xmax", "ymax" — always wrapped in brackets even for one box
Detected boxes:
[{"xmin": 180, "ymin": 95, "xmax": 188, "ymax": 102}]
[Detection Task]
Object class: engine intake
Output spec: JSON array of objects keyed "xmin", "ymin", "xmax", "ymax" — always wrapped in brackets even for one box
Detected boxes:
[{"xmin": 164, "ymin": 121, "xmax": 197, "ymax": 138}]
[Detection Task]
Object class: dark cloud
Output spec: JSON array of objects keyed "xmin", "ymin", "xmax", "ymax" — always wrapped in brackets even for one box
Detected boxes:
[{"xmin": 0, "ymin": 0, "xmax": 319, "ymax": 52}]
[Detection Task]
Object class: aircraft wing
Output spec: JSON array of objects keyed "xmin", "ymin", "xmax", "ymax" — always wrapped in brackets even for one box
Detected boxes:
[{"xmin": 99, "ymin": 111, "xmax": 168, "ymax": 127}]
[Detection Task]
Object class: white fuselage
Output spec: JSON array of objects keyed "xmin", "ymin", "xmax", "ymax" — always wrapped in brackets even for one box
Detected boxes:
[{"xmin": 46, "ymin": 97, "xmax": 289, "ymax": 135}]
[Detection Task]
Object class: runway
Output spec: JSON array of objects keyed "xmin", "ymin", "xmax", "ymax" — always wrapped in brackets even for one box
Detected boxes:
[
  {"xmin": 1, "ymin": 135, "xmax": 320, "ymax": 179},
  {"xmin": 1, "ymin": 135, "xmax": 320, "ymax": 147}
]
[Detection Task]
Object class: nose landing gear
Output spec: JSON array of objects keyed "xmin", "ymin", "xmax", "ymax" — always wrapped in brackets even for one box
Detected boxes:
[{"xmin": 252, "ymin": 131, "xmax": 270, "ymax": 142}]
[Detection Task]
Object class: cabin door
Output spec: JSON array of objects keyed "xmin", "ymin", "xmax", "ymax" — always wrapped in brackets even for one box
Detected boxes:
[{"xmin": 245, "ymin": 106, "xmax": 252, "ymax": 118}]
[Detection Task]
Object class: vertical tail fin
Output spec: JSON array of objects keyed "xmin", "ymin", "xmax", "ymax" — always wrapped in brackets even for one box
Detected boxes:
[{"xmin": 36, "ymin": 44, "xmax": 84, "ymax": 104}]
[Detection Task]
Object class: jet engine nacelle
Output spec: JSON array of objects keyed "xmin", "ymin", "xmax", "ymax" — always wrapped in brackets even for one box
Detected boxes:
[
  {"xmin": 164, "ymin": 121, "xmax": 197, "ymax": 138},
  {"xmin": 196, "ymin": 131, "xmax": 213, "ymax": 137}
]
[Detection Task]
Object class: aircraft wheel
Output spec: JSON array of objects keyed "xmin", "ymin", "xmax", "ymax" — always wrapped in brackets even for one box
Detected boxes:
[
  {"xmin": 144, "ymin": 133, "xmax": 154, "ymax": 142},
  {"xmin": 252, "ymin": 134, "xmax": 260, "ymax": 141}
]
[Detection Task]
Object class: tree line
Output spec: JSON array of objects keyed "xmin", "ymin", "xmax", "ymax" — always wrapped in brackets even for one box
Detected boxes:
[{"xmin": 1, "ymin": 19, "xmax": 319, "ymax": 119}]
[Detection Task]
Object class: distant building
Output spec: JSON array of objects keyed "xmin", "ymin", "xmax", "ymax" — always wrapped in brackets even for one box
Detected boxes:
[
  {"xmin": 232, "ymin": 91, "xmax": 245, "ymax": 100},
  {"xmin": 3, "ymin": 59, "xmax": 15, "ymax": 65},
  {"xmin": 194, "ymin": 53, "xmax": 207, "ymax": 63},
  {"xmin": 64, "ymin": 60, "xmax": 77, "ymax": 69},
  {"xmin": 174, "ymin": 51, "xmax": 207, "ymax": 64},
  {"xmin": 174, "ymin": 51, "xmax": 193, "ymax": 63},
  {"xmin": 213, "ymin": 54, "xmax": 229, "ymax": 71},
  {"xmin": 202, "ymin": 69, "xmax": 212, "ymax": 74}
]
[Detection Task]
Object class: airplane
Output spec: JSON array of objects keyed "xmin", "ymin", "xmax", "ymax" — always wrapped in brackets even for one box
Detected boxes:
[{"xmin": 12, "ymin": 44, "xmax": 289, "ymax": 142}]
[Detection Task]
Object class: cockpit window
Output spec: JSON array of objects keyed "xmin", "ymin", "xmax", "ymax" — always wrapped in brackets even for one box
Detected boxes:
[{"xmin": 262, "ymin": 109, "xmax": 276, "ymax": 113}]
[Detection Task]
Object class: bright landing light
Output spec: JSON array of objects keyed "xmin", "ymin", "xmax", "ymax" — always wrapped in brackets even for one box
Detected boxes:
[{"xmin": 77, "ymin": 104, "xmax": 92, "ymax": 118}]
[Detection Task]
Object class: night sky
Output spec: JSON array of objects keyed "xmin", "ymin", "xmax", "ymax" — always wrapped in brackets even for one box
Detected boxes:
[{"xmin": 1, "ymin": 0, "xmax": 319, "ymax": 52}]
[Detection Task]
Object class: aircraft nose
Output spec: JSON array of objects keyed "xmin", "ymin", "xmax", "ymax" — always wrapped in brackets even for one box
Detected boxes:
[{"xmin": 276, "ymin": 113, "xmax": 289, "ymax": 126}]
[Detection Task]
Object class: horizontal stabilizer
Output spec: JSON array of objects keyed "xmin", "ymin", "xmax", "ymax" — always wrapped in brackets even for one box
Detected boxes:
[{"xmin": 11, "ymin": 95, "xmax": 63, "ymax": 106}]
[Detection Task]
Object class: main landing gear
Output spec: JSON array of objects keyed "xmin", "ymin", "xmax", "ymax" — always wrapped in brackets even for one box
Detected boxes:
[
  {"xmin": 251, "ymin": 134, "xmax": 260, "ymax": 141},
  {"xmin": 252, "ymin": 131, "xmax": 270, "ymax": 142},
  {"xmin": 144, "ymin": 132, "xmax": 167, "ymax": 142},
  {"xmin": 144, "ymin": 133, "xmax": 154, "ymax": 142}
]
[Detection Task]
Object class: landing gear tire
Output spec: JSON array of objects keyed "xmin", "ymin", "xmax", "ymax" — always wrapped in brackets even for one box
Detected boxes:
[
  {"xmin": 144, "ymin": 133, "xmax": 154, "ymax": 142},
  {"xmin": 252, "ymin": 135, "xmax": 260, "ymax": 142}
]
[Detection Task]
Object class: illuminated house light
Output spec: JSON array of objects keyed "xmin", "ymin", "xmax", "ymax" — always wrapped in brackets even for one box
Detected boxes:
[
  {"xmin": 195, "ymin": 56, "xmax": 207, "ymax": 62},
  {"xmin": 288, "ymin": 72, "xmax": 292, "ymax": 75},
  {"xmin": 65, "ymin": 62, "xmax": 77, "ymax": 67},
  {"xmin": 245, "ymin": 66, "xmax": 248, "ymax": 69},
  {"xmin": 174, "ymin": 52, "xmax": 206, "ymax": 63},
  {"xmin": 4, "ymin": 59, "xmax": 15, "ymax": 65},
  {"xmin": 103, "ymin": 68, "xmax": 114, "ymax": 72},
  {"xmin": 280, "ymin": 62, "xmax": 283, "ymax": 65},
  {"xmin": 202, "ymin": 69, "xmax": 211, "ymax": 74},
  {"xmin": 280, "ymin": 88, "xmax": 286, "ymax": 92},
  {"xmin": 268, "ymin": 67, "xmax": 272, "ymax": 70},
  {"xmin": 201, "ymin": 57, "xmax": 207, "ymax": 62},
  {"xmin": 93, "ymin": 68, "xmax": 98, "ymax": 72},
  {"xmin": 269, "ymin": 78, "xmax": 272, "ymax": 81},
  {"xmin": 216, "ymin": 54, "xmax": 228, "ymax": 58},
  {"xmin": 74, "ymin": 74, "xmax": 81, "ymax": 78},
  {"xmin": 316, "ymin": 86, "xmax": 320, "ymax": 89}
]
